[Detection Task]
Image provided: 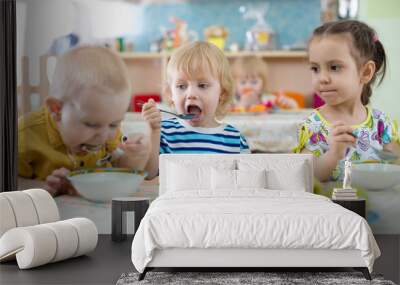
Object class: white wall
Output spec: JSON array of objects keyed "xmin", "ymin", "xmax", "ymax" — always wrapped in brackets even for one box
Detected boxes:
[{"xmin": 17, "ymin": 0, "xmax": 140, "ymax": 84}]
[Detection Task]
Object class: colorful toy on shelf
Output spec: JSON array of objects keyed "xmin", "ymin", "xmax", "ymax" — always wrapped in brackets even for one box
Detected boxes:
[
  {"xmin": 231, "ymin": 103, "xmax": 269, "ymax": 113},
  {"xmin": 265, "ymin": 93, "xmax": 294, "ymax": 110},
  {"xmin": 204, "ymin": 25, "xmax": 229, "ymax": 50},
  {"xmin": 116, "ymin": 37, "xmax": 134, "ymax": 52},
  {"xmin": 131, "ymin": 93, "xmax": 161, "ymax": 112},
  {"xmin": 240, "ymin": 4, "xmax": 276, "ymax": 50},
  {"xmin": 159, "ymin": 17, "xmax": 197, "ymax": 52},
  {"xmin": 230, "ymin": 91, "xmax": 304, "ymax": 114},
  {"xmin": 271, "ymin": 91, "xmax": 305, "ymax": 109}
]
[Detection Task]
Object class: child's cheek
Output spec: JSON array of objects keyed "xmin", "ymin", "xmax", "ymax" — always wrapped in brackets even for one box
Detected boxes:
[
  {"xmin": 108, "ymin": 129, "xmax": 118, "ymax": 141},
  {"xmin": 73, "ymin": 124, "xmax": 96, "ymax": 143},
  {"xmin": 255, "ymin": 82, "xmax": 263, "ymax": 93},
  {"xmin": 171, "ymin": 95, "xmax": 184, "ymax": 112}
]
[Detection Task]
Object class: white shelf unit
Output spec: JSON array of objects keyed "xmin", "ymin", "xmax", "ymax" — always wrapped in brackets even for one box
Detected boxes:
[{"xmin": 119, "ymin": 50, "xmax": 312, "ymax": 103}]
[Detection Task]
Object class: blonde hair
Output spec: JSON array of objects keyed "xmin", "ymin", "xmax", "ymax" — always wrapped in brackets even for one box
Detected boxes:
[
  {"xmin": 50, "ymin": 46, "xmax": 131, "ymax": 101},
  {"xmin": 164, "ymin": 41, "xmax": 234, "ymax": 119},
  {"xmin": 231, "ymin": 56, "xmax": 269, "ymax": 94}
]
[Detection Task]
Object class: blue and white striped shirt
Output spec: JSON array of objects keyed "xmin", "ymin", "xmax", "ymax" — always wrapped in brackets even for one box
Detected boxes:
[{"xmin": 160, "ymin": 118, "xmax": 250, "ymax": 154}]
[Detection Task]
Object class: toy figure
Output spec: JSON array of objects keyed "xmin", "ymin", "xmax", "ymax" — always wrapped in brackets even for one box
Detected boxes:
[
  {"xmin": 342, "ymin": 160, "xmax": 352, "ymax": 189},
  {"xmin": 240, "ymin": 4, "xmax": 276, "ymax": 50},
  {"xmin": 160, "ymin": 17, "xmax": 197, "ymax": 52}
]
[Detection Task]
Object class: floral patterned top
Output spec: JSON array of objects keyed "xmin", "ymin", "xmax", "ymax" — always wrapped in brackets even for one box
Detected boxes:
[{"xmin": 294, "ymin": 107, "xmax": 399, "ymax": 181}]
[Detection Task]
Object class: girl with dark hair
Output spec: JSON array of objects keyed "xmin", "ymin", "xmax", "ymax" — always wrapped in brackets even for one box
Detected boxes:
[{"xmin": 294, "ymin": 20, "xmax": 399, "ymax": 183}]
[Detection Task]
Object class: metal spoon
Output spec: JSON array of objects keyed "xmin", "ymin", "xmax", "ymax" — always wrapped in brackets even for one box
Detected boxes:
[
  {"xmin": 137, "ymin": 102, "xmax": 195, "ymax": 120},
  {"xmin": 371, "ymin": 146, "xmax": 398, "ymax": 161},
  {"xmin": 158, "ymin": 109, "xmax": 195, "ymax": 120}
]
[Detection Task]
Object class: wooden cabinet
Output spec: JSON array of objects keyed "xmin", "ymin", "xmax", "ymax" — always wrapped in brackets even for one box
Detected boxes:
[{"xmin": 120, "ymin": 51, "xmax": 312, "ymax": 101}]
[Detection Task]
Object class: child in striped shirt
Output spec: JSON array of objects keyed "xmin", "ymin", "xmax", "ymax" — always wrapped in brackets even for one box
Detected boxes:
[{"xmin": 142, "ymin": 41, "xmax": 250, "ymax": 179}]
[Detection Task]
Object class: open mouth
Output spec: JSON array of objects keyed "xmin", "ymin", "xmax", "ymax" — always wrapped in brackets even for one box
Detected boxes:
[
  {"xmin": 80, "ymin": 144, "xmax": 102, "ymax": 152},
  {"xmin": 186, "ymin": 104, "xmax": 202, "ymax": 120}
]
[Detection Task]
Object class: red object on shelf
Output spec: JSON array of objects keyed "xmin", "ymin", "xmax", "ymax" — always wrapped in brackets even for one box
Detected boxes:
[{"xmin": 131, "ymin": 93, "xmax": 161, "ymax": 112}]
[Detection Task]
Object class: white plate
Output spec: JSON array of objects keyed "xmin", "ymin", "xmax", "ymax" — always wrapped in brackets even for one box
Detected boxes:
[
  {"xmin": 352, "ymin": 163, "xmax": 400, "ymax": 190},
  {"xmin": 68, "ymin": 169, "xmax": 145, "ymax": 203}
]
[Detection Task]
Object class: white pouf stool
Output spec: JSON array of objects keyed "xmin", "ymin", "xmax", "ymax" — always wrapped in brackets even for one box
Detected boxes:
[{"xmin": 0, "ymin": 189, "xmax": 98, "ymax": 269}]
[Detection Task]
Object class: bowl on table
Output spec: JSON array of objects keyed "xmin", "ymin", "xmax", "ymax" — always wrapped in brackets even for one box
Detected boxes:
[
  {"xmin": 67, "ymin": 168, "xmax": 146, "ymax": 202},
  {"xmin": 351, "ymin": 163, "xmax": 400, "ymax": 190}
]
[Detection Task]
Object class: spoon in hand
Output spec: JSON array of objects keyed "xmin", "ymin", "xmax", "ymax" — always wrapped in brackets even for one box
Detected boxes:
[
  {"xmin": 157, "ymin": 109, "xmax": 195, "ymax": 120},
  {"xmin": 137, "ymin": 102, "xmax": 195, "ymax": 120},
  {"xmin": 371, "ymin": 146, "xmax": 398, "ymax": 161}
]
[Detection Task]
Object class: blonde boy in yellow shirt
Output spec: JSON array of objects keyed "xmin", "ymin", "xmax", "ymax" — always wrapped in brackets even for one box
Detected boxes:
[{"xmin": 18, "ymin": 46, "xmax": 150, "ymax": 196}]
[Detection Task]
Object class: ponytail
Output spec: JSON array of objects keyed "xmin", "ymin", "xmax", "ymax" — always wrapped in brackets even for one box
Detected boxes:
[
  {"xmin": 373, "ymin": 39, "xmax": 387, "ymax": 85},
  {"xmin": 361, "ymin": 85, "xmax": 372, "ymax": 106},
  {"xmin": 361, "ymin": 39, "xmax": 387, "ymax": 105}
]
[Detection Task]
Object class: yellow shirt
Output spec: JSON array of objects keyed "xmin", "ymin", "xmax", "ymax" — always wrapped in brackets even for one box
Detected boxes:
[{"xmin": 18, "ymin": 107, "xmax": 121, "ymax": 180}]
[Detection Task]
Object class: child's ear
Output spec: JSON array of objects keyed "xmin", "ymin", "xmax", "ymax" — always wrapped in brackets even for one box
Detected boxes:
[
  {"xmin": 218, "ymin": 90, "xmax": 229, "ymax": 111},
  {"xmin": 45, "ymin": 97, "xmax": 63, "ymax": 121},
  {"xmin": 218, "ymin": 90, "xmax": 226, "ymax": 104},
  {"xmin": 360, "ymin": 60, "xmax": 376, "ymax": 84}
]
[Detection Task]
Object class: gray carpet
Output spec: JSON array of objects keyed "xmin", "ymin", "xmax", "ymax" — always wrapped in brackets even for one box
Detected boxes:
[{"xmin": 116, "ymin": 271, "xmax": 396, "ymax": 285}]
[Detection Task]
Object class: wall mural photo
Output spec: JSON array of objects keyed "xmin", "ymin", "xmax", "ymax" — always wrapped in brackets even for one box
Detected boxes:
[{"xmin": 2, "ymin": 0, "xmax": 400, "ymax": 283}]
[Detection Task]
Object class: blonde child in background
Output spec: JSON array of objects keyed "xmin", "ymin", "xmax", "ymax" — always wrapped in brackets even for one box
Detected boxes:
[
  {"xmin": 18, "ymin": 46, "xmax": 151, "ymax": 196},
  {"xmin": 231, "ymin": 56, "xmax": 299, "ymax": 112},
  {"xmin": 142, "ymin": 41, "xmax": 250, "ymax": 179},
  {"xmin": 294, "ymin": 20, "xmax": 400, "ymax": 185}
]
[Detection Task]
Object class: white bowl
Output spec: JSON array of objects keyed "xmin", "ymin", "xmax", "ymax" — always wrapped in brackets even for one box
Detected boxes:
[
  {"xmin": 351, "ymin": 163, "xmax": 400, "ymax": 190},
  {"xmin": 68, "ymin": 168, "xmax": 146, "ymax": 202}
]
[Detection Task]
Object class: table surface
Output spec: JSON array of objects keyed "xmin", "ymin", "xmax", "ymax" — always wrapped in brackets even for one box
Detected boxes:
[
  {"xmin": 123, "ymin": 110, "xmax": 311, "ymax": 152},
  {"xmin": 0, "ymin": 235, "xmax": 133, "ymax": 285}
]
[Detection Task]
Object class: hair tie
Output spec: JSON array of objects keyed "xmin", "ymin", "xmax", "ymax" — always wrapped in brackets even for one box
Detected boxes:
[{"xmin": 373, "ymin": 33, "xmax": 379, "ymax": 43}]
